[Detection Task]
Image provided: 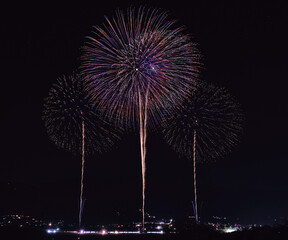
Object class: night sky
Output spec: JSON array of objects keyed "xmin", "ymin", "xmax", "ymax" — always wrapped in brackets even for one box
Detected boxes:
[{"xmin": 1, "ymin": 0, "xmax": 287, "ymax": 226}]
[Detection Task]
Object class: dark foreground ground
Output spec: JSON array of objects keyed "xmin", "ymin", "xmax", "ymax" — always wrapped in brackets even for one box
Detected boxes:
[{"xmin": 1, "ymin": 225, "xmax": 288, "ymax": 240}]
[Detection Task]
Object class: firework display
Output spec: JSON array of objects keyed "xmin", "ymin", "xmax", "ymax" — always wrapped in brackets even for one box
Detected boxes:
[
  {"xmin": 81, "ymin": 7, "xmax": 200, "ymax": 129},
  {"xmin": 81, "ymin": 7, "xmax": 201, "ymax": 230},
  {"xmin": 162, "ymin": 81, "xmax": 244, "ymax": 223},
  {"xmin": 43, "ymin": 73, "xmax": 120, "ymax": 228},
  {"xmin": 43, "ymin": 73, "xmax": 119, "ymax": 154},
  {"xmin": 163, "ymin": 81, "xmax": 243, "ymax": 160}
]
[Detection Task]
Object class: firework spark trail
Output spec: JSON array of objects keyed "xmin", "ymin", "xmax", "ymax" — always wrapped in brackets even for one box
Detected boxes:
[
  {"xmin": 138, "ymin": 91, "xmax": 146, "ymax": 231},
  {"xmin": 140, "ymin": 87, "xmax": 149, "ymax": 231},
  {"xmin": 193, "ymin": 129, "xmax": 198, "ymax": 224},
  {"xmin": 137, "ymin": 85, "xmax": 150, "ymax": 231},
  {"xmin": 79, "ymin": 118, "xmax": 85, "ymax": 228}
]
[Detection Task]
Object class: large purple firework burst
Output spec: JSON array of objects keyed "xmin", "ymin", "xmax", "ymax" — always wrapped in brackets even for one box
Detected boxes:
[{"xmin": 81, "ymin": 7, "xmax": 201, "ymax": 129}]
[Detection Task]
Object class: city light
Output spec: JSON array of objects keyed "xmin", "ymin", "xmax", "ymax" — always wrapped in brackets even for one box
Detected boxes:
[
  {"xmin": 100, "ymin": 229, "xmax": 107, "ymax": 235},
  {"xmin": 222, "ymin": 227, "xmax": 239, "ymax": 233},
  {"xmin": 46, "ymin": 228, "xmax": 60, "ymax": 234}
]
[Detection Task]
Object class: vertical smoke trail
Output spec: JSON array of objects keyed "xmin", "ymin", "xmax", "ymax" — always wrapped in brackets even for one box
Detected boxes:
[
  {"xmin": 79, "ymin": 119, "xmax": 85, "ymax": 228},
  {"xmin": 142, "ymin": 88, "xmax": 149, "ymax": 231},
  {"xmin": 193, "ymin": 129, "xmax": 198, "ymax": 224},
  {"xmin": 138, "ymin": 92, "xmax": 146, "ymax": 232},
  {"xmin": 138, "ymin": 87, "xmax": 150, "ymax": 232},
  {"xmin": 144, "ymin": 87, "xmax": 149, "ymax": 151},
  {"xmin": 141, "ymin": 122, "xmax": 146, "ymax": 232}
]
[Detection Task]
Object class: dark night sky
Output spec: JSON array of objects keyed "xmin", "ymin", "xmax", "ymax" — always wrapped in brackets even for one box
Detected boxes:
[{"xmin": 1, "ymin": 0, "xmax": 287, "ymax": 226}]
